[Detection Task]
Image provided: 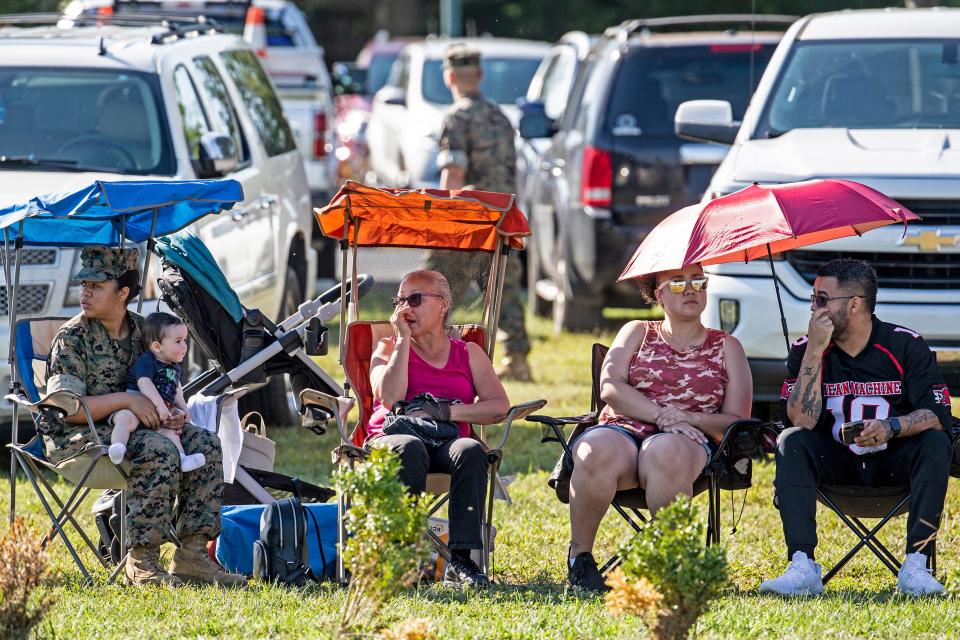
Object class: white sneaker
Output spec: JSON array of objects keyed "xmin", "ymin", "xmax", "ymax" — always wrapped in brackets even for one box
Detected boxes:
[
  {"xmin": 897, "ymin": 552, "xmax": 945, "ymax": 596},
  {"xmin": 759, "ymin": 551, "xmax": 824, "ymax": 596},
  {"xmin": 180, "ymin": 453, "xmax": 206, "ymax": 473},
  {"xmin": 108, "ymin": 443, "xmax": 126, "ymax": 465}
]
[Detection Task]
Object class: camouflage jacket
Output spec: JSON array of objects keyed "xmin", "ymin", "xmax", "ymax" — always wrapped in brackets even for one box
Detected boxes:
[
  {"xmin": 437, "ymin": 93, "xmax": 516, "ymax": 194},
  {"xmin": 39, "ymin": 312, "xmax": 145, "ymax": 435}
]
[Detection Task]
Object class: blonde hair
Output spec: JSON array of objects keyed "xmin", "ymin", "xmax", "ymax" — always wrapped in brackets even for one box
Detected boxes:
[{"xmin": 403, "ymin": 269, "xmax": 453, "ymax": 326}]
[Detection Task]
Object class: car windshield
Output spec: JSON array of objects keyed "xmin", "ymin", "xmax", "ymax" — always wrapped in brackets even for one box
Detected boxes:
[
  {"xmin": 422, "ymin": 57, "xmax": 543, "ymax": 105},
  {"xmin": 0, "ymin": 68, "xmax": 174, "ymax": 175},
  {"xmin": 367, "ymin": 53, "xmax": 398, "ymax": 95},
  {"xmin": 604, "ymin": 43, "xmax": 775, "ymax": 137},
  {"xmin": 756, "ymin": 39, "xmax": 960, "ymax": 138}
]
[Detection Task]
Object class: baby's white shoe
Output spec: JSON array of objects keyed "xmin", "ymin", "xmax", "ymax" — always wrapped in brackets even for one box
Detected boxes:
[
  {"xmin": 108, "ymin": 443, "xmax": 126, "ymax": 465},
  {"xmin": 180, "ymin": 453, "xmax": 206, "ymax": 473}
]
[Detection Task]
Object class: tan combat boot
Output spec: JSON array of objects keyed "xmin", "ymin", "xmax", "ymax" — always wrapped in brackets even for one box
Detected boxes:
[
  {"xmin": 495, "ymin": 352, "xmax": 533, "ymax": 382},
  {"xmin": 124, "ymin": 546, "xmax": 182, "ymax": 587},
  {"xmin": 170, "ymin": 536, "xmax": 248, "ymax": 587}
]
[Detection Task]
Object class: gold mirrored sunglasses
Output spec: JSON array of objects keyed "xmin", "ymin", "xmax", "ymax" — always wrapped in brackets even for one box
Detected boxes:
[{"xmin": 658, "ymin": 276, "xmax": 709, "ymax": 294}]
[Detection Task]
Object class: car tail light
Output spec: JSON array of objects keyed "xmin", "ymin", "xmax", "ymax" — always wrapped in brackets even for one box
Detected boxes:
[
  {"xmin": 313, "ymin": 112, "xmax": 328, "ymax": 158},
  {"xmin": 581, "ymin": 145, "xmax": 612, "ymax": 207},
  {"xmin": 244, "ymin": 6, "xmax": 267, "ymax": 58}
]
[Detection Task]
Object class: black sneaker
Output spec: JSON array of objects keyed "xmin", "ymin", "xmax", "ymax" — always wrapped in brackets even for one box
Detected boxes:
[
  {"xmin": 568, "ymin": 552, "xmax": 610, "ymax": 593},
  {"xmin": 443, "ymin": 553, "xmax": 490, "ymax": 589}
]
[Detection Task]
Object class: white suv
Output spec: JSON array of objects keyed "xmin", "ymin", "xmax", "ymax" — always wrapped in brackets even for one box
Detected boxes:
[
  {"xmin": 676, "ymin": 7, "xmax": 960, "ymax": 412},
  {"xmin": 366, "ymin": 36, "xmax": 549, "ymax": 188},
  {"xmin": 0, "ymin": 16, "xmax": 317, "ymax": 424}
]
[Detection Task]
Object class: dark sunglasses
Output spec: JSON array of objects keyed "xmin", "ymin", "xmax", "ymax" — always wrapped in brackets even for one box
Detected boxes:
[
  {"xmin": 391, "ymin": 292, "xmax": 445, "ymax": 308},
  {"xmin": 658, "ymin": 276, "xmax": 709, "ymax": 294},
  {"xmin": 810, "ymin": 293, "xmax": 863, "ymax": 309}
]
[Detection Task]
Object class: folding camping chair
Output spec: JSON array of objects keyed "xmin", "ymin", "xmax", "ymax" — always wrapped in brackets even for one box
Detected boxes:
[
  {"xmin": 528, "ymin": 343, "xmax": 772, "ymax": 574},
  {"xmin": 813, "ymin": 424, "xmax": 960, "ymax": 585},
  {"xmin": 6, "ymin": 317, "xmax": 130, "ymax": 585},
  {"xmin": 312, "ymin": 181, "xmax": 547, "ymax": 583},
  {"xmin": 321, "ymin": 321, "xmax": 545, "ymax": 583}
]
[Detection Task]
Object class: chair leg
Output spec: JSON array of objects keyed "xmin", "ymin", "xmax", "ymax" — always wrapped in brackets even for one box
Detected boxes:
[
  {"xmin": 482, "ymin": 455, "xmax": 500, "ymax": 578},
  {"xmin": 599, "ymin": 504, "xmax": 647, "ymax": 575},
  {"xmin": 36, "ymin": 460, "xmax": 108, "ymax": 566},
  {"xmin": 818, "ymin": 490, "xmax": 908, "ymax": 584},
  {"xmin": 18, "ymin": 456, "xmax": 94, "ymax": 585}
]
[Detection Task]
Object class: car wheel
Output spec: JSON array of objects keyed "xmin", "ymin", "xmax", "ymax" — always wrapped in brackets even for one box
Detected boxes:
[
  {"xmin": 242, "ymin": 266, "xmax": 301, "ymax": 427},
  {"xmin": 552, "ymin": 238, "xmax": 603, "ymax": 334}
]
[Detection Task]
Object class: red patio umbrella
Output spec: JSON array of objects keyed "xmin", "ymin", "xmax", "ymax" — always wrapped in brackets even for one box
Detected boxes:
[{"xmin": 618, "ymin": 179, "xmax": 920, "ymax": 353}]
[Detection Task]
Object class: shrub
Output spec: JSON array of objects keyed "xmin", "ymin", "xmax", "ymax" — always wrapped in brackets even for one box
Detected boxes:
[
  {"xmin": 606, "ymin": 496, "xmax": 728, "ymax": 640},
  {"xmin": 0, "ymin": 518, "xmax": 55, "ymax": 640},
  {"xmin": 336, "ymin": 447, "xmax": 431, "ymax": 636}
]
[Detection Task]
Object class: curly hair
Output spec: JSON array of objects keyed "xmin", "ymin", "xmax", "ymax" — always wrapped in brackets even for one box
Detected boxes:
[{"xmin": 635, "ymin": 274, "xmax": 658, "ymax": 304}]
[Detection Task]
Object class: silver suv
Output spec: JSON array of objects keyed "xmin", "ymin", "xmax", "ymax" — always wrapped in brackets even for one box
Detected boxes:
[{"xmin": 0, "ymin": 15, "xmax": 317, "ymax": 424}]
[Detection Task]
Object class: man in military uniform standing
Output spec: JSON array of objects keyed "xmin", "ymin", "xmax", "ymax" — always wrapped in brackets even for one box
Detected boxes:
[
  {"xmin": 40, "ymin": 247, "xmax": 245, "ymax": 587},
  {"xmin": 428, "ymin": 43, "xmax": 533, "ymax": 381}
]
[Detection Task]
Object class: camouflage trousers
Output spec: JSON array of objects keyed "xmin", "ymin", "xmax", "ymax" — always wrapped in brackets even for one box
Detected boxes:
[
  {"xmin": 44, "ymin": 423, "xmax": 224, "ymax": 548},
  {"xmin": 425, "ymin": 249, "xmax": 529, "ymax": 355}
]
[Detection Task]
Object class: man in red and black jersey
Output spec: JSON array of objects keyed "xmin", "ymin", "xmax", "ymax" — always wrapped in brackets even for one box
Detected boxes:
[{"xmin": 760, "ymin": 259, "xmax": 953, "ymax": 597}]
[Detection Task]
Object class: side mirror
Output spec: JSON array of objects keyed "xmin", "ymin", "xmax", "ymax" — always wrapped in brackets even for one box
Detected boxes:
[
  {"xmin": 332, "ymin": 61, "xmax": 368, "ymax": 96},
  {"xmin": 517, "ymin": 99, "xmax": 553, "ymax": 139},
  {"xmin": 675, "ymin": 100, "xmax": 740, "ymax": 145},
  {"xmin": 197, "ymin": 132, "xmax": 238, "ymax": 177},
  {"xmin": 376, "ymin": 86, "xmax": 407, "ymax": 107}
]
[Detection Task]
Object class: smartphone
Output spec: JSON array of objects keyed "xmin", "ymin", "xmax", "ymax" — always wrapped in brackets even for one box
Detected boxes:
[{"xmin": 840, "ymin": 420, "xmax": 865, "ymax": 445}]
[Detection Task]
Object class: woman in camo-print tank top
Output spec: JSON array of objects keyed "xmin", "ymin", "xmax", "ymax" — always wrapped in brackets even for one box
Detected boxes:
[{"xmin": 564, "ymin": 265, "xmax": 753, "ymax": 593}]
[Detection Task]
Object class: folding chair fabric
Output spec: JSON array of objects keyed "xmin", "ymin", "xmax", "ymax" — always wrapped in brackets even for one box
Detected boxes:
[{"xmin": 818, "ymin": 485, "xmax": 910, "ymax": 519}]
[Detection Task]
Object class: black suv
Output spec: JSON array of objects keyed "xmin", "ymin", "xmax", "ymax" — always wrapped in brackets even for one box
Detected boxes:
[{"xmin": 519, "ymin": 15, "xmax": 792, "ymax": 331}]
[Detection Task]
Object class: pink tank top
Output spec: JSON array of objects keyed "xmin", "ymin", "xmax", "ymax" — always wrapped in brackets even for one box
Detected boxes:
[
  {"xmin": 597, "ymin": 321, "xmax": 728, "ymax": 440},
  {"xmin": 368, "ymin": 338, "xmax": 477, "ymax": 438}
]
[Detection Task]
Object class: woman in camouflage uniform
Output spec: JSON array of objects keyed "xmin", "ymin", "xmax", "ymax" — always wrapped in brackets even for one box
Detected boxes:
[{"xmin": 40, "ymin": 246, "xmax": 245, "ymax": 587}]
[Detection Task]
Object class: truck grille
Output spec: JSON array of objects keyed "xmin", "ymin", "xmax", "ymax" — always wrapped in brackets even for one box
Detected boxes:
[
  {"xmin": 787, "ymin": 250, "xmax": 960, "ymax": 290},
  {"xmin": 898, "ymin": 200, "xmax": 960, "ymax": 226},
  {"xmin": 0, "ymin": 284, "xmax": 50, "ymax": 315},
  {"xmin": 0, "ymin": 249, "xmax": 58, "ymax": 267}
]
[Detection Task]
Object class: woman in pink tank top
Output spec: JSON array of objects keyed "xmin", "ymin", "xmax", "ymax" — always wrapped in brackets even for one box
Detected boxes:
[
  {"xmin": 369, "ymin": 270, "xmax": 509, "ymax": 588},
  {"xmin": 566, "ymin": 265, "xmax": 753, "ymax": 593}
]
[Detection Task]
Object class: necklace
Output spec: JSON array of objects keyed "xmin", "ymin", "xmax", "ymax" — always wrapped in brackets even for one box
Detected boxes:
[{"xmin": 658, "ymin": 324, "xmax": 706, "ymax": 352}]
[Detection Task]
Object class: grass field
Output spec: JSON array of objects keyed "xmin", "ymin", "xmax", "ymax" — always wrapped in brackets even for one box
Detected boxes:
[{"xmin": 3, "ymin": 314, "xmax": 960, "ymax": 639}]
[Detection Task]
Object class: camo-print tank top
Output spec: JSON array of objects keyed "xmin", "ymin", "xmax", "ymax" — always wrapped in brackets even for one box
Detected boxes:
[{"xmin": 597, "ymin": 321, "xmax": 728, "ymax": 440}]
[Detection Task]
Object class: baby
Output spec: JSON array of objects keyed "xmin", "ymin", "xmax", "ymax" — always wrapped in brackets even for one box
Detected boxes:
[{"xmin": 108, "ymin": 312, "xmax": 205, "ymax": 472}]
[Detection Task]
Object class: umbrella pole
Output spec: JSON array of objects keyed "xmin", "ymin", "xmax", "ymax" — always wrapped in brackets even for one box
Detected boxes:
[
  {"xmin": 766, "ymin": 244, "xmax": 791, "ymax": 355},
  {"xmin": 7, "ymin": 225, "xmax": 23, "ymax": 524},
  {"xmin": 137, "ymin": 209, "xmax": 159, "ymax": 315}
]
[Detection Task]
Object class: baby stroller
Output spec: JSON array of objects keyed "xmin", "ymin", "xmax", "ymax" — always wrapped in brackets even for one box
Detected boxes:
[
  {"xmin": 311, "ymin": 181, "xmax": 547, "ymax": 582},
  {"xmin": 91, "ymin": 230, "xmax": 372, "ymax": 566}
]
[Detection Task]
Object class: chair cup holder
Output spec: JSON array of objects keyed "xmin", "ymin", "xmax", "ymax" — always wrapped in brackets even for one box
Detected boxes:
[{"xmin": 300, "ymin": 403, "xmax": 332, "ymax": 436}]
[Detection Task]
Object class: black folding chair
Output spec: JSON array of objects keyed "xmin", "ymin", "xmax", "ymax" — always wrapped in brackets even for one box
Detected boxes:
[
  {"xmin": 814, "ymin": 423, "xmax": 960, "ymax": 584},
  {"xmin": 6, "ymin": 317, "xmax": 130, "ymax": 585},
  {"xmin": 529, "ymin": 343, "xmax": 773, "ymax": 574}
]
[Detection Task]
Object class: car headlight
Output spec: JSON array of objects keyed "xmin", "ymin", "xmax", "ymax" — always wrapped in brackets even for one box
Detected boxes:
[{"xmin": 718, "ymin": 298, "xmax": 740, "ymax": 334}]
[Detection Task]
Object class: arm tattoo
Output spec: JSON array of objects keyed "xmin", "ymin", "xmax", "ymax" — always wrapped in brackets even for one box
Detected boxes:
[
  {"xmin": 788, "ymin": 361, "xmax": 823, "ymax": 426},
  {"xmin": 898, "ymin": 409, "xmax": 939, "ymax": 437}
]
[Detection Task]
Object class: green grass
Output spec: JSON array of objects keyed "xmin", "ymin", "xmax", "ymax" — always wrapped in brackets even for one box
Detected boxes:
[{"xmin": 4, "ymin": 314, "xmax": 960, "ymax": 639}]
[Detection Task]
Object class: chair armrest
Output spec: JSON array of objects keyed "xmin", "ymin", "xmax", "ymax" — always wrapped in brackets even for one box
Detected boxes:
[
  {"xmin": 5, "ymin": 389, "xmax": 102, "ymax": 444},
  {"xmin": 483, "ymin": 399, "xmax": 547, "ymax": 452},
  {"xmin": 711, "ymin": 418, "xmax": 779, "ymax": 465},
  {"xmin": 299, "ymin": 388, "xmax": 354, "ymax": 445}
]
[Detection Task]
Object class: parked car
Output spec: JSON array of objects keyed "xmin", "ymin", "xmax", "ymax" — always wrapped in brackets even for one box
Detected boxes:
[
  {"xmin": 331, "ymin": 36, "xmax": 412, "ymax": 184},
  {"xmin": 366, "ymin": 36, "xmax": 549, "ymax": 188},
  {"xmin": 676, "ymin": 7, "xmax": 960, "ymax": 413},
  {"xmin": 0, "ymin": 15, "xmax": 316, "ymax": 425},
  {"xmin": 520, "ymin": 16, "xmax": 790, "ymax": 332},
  {"xmin": 517, "ymin": 31, "xmax": 595, "ymax": 229}
]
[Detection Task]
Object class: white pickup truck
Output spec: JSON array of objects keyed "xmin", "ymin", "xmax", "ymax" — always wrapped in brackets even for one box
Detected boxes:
[
  {"xmin": 0, "ymin": 16, "xmax": 317, "ymax": 426},
  {"xmin": 676, "ymin": 7, "xmax": 960, "ymax": 415},
  {"xmin": 64, "ymin": 0, "xmax": 338, "ymax": 205}
]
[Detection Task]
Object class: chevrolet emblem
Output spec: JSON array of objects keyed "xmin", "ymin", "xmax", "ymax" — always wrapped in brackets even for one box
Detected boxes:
[{"xmin": 899, "ymin": 230, "xmax": 960, "ymax": 252}]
